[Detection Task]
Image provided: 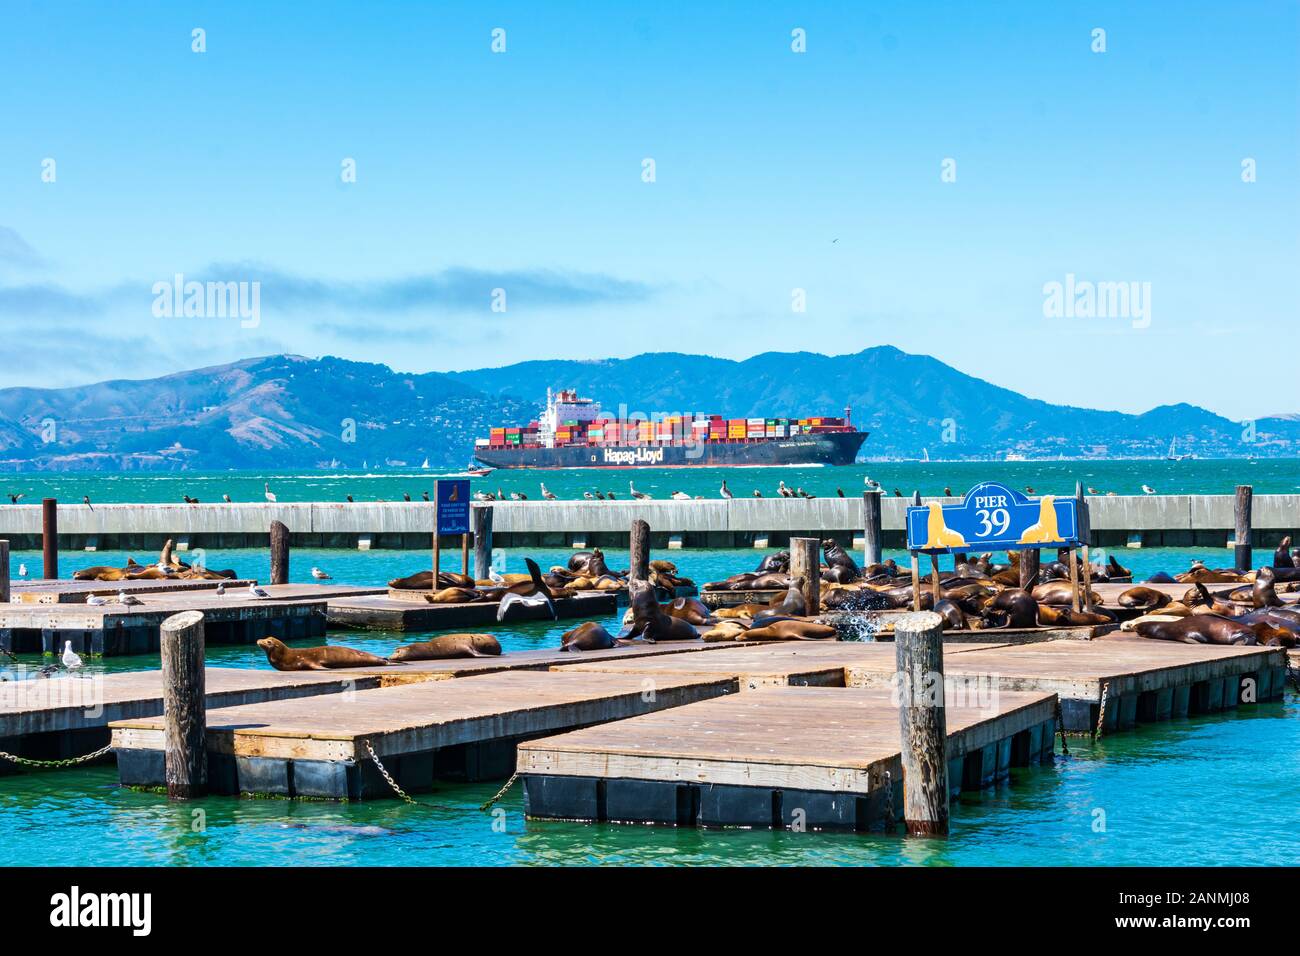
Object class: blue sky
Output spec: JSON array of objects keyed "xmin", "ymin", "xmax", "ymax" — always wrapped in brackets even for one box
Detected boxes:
[{"xmin": 0, "ymin": 1, "xmax": 1295, "ymax": 419}]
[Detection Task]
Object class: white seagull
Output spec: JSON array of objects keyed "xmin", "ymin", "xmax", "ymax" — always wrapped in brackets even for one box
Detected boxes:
[
  {"xmin": 117, "ymin": 591, "xmax": 143, "ymax": 606},
  {"xmin": 86, "ymin": 594, "xmax": 108, "ymax": 606},
  {"xmin": 61, "ymin": 641, "xmax": 83, "ymax": 670},
  {"xmin": 17, "ymin": 563, "xmax": 28, "ymax": 578},
  {"xmin": 540, "ymin": 483, "xmax": 557, "ymax": 500},
  {"xmin": 215, "ymin": 582, "xmax": 226, "ymax": 597},
  {"xmin": 864, "ymin": 476, "xmax": 882, "ymax": 492},
  {"xmin": 778, "ymin": 481, "xmax": 795, "ymax": 498},
  {"xmin": 719, "ymin": 480, "xmax": 733, "ymax": 499},
  {"xmin": 1141, "ymin": 485, "xmax": 1157, "ymax": 495},
  {"xmin": 310, "ymin": 566, "xmax": 332, "ymax": 580},
  {"xmin": 629, "ymin": 481, "xmax": 651, "ymax": 500},
  {"xmin": 249, "ymin": 583, "xmax": 272, "ymax": 599},
  {"xmin": 264, "ymin": 483, "xmax": 277, "ymax": 503}
]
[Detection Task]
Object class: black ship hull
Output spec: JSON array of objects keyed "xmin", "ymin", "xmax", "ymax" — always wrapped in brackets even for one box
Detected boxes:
[{"xmin": 473, "ymin": 431, "xmax": 867, "ymax": 469}]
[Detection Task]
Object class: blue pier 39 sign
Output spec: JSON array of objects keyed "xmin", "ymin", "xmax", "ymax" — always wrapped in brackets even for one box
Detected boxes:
[
  {"xmin": 906, "ymin": 481, "xmax": 1078, "ymax": 554},
  {"xmin": 435, "ymin": 479, "xmax": 471, "ymax": 535}
]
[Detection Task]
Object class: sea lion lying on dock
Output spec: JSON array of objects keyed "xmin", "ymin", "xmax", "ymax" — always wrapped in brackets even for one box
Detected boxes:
[
  {"xmin": 1036, "ymin": 604, "xmax": 1115, "ymax": 627},
  {"xmin": 933, "ymin": 599, "xmax": 966, "ymax": 630},
  {"xmin": 560, "ymin": 621, "xmax": 617, "ymax": 652},
  {"xmin": 568, "ymin": 548, "xmax": 614, "ymax": 577},
  {"xmin": 257, "ymin": 637, "xmax": 396, "ymax": 670},
  {"xmin": 1134, "ymin": 614, "xmax": 1258, "ymax": 645},
  {"xmin": 425, "ymin": 587, "xmax": 488, "ymax": 604},
  {"xmin": 1031, "ymin": 581, "xmax": 1101, "ymax": 607},
  {"xmin": 389, "ymin": 570, "xmax": 477, "ymax": 590},
  {"xmin": 738, "ymin": 618, "xmax": 837, "ymax": 641},
  {"xmin": 1117, "ymin": 586, "xmax": 1171, "ymax": 613},
  {"xmin": 663, "ymin": 596, "xmax": 715, "ymax": 626},
  {"xmin": 649, "ymin": 560, "xmax": 694, "ymax": 591},
  {"xmin": 820, "ymin": 539, "xmax": 861, "ymax": 584},
  {"xmin": 389, "ymin": 633, "xmax": 501, "ymax": 661},
  {"xmin": 980, "ymin": 589, "xmax": 1039, "ymax": 629},
  {"xmin": 701, "ymin": 620, "xmax": 749, "ymax": 642}
]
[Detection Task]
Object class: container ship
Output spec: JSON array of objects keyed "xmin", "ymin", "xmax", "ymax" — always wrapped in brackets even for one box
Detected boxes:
[{"xmin": 472, "ymin": 389, "xmax": 868, "ymax": 469}]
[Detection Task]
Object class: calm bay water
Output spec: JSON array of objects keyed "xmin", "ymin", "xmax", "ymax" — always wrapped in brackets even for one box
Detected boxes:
[{"xmin": 1, "ymin": 461, "xmax": 1297, "ymax": 866}]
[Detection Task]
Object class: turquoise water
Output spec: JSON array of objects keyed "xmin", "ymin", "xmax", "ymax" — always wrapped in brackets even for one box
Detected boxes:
[{"xmin": 2, "ymin": 458, "xmax": 1295, "ymax": 504}]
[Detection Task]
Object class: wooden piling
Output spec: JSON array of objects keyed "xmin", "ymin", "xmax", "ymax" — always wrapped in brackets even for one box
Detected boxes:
[
  {"xmin": 790, "ymin": 537, "xmax": 821, "ymax": 614},
  {"xmin": 0, "ymin": 539, "xmax": 9, "ymax": 604},
  {"xmin": 269, "ymin": 520, "xmax": 290, "ymax": 585},
  {"xmin": 894, "ymin": 610, "xmax": 949, "ymax": 836},
  {"xmin": 461, "ymin": 533, "xmax": 470, "ymax": 577},
  {"xmin": 1019, "ymin": 548, "xmax": 1040, "ymax": 590},
  {"xmin": 630, "ymin": 519, "xmax": 650, "ymax": 584},
  {"xmin": 160, "ymin": 610, "xmax": 207, "ymax": 799},
  {"xmin": 862, "ymin": 490, "xmax": 883, "ymax": 566},
  {"xmin": 41, "ymin": 498, "xmax": 58, "ymax": 580},
  {"xmin": 1234, "ymin": 484, "xmax": 1253, "ymax": 572},
  {"xmin": 929, "ymin": 553, "xmax": 942, "ymax": 607},
  {"xmin": 472, "ymin": 505, "xmax": 494, "ymax": 580}
]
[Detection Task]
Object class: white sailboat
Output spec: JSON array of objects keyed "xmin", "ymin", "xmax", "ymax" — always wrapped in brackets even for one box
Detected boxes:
[{"xmin": 421, "ymin": 458, "xmax": 430, "ymax": 469}]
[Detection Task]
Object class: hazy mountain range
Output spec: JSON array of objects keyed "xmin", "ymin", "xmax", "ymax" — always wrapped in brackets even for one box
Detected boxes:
[{"xmin": 0, "ymin": 348, "xmax": 1294, "ymax": 470}]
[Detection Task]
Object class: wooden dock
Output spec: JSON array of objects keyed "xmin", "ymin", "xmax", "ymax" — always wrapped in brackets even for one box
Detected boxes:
[
  {"xmin": 9, "ymin": 577, "xmax": 256, "ymax": 604},
  {"xmin": 518, "ymin": 686, "xmax": 1058, "ymax": 831},
  {"xmin": 110, "ymin": 670, "xmax": 738, "ymax": 799},
  {"xmin": 326, "ymin": 591, "xmax": 618, "ymax": 631},
  {"xmin": 553, "ymin": 641, "xmax": 1010, "ymax": 691},
  {"xmin": 0, "ymin": 667, "xmax": 405, "ymax": 773},
  {"xmin": 845, "ymin": 636, "xmax": 1287, "ymax": 732}
]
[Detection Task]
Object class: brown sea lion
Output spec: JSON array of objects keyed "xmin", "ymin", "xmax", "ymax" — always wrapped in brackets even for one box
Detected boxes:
[
  {"xmin": 759, "ymin": 576, "xmax": 807, "ymax": 618},
  {"xmin": 623, "ymin": 580, "xmax": 699, "ymax": 642},
  {"xmin": 933, "ymin": 598, "xmax": 966, "ymax": 630},
  {"xmin": 1117, "ymin": 586, "xmax": 1171, "ymax": 613},
  {"xmin": 388, "ymin": 633, "xmax": 501, "ymax": 661},
  {"xmin": 701, "ymin": 620, "xmax": 749, "ymax": 642},
  {"xmin": 821, "ymin": 539, "xmax": 861, "ymax": 584},
  {"xmin": 389, "ymin": 570, "xmax": 477, "ymax": 590},
  {"xmin": 1176, "ymin": 563, "xmax": 1246, "ymax": 584},
  {"xmin": 1251, "ymin": 566, "xmax": 1284, "ymax": 608},
  {"xmin": 1189, "ymin": 583, "xmax": 1241, "ymax": 617},
  {"xmin": 1037, "ymin": 604, "xmax": 1115, "ymax": 627},
  {"xmin": 425, "ymin": 587, "xmax": 484, "ymax": 604},
  {"xmin": 756, "ymin": 551, "xmax": 790, "ymax": 573},
  {"xmin": 1031, "ymin": 581, "xmax": 1100, "ymax": 607},
  {"xmin": 559, "ymin": 621, "xmax": 617, "ymax": 652},
  {"xmin": 663, "ymin": 596, "xmax": 715, "ymax": 626},
  {"xmin": 1134, "ymin": 614, "xmax": 1258, "ymax": 645},
  {"xmin": 714, "ymin": 604, "xmax": 768, "ymax": 619},
  {"xmin": 983, "ymin": 589, "xmax": 1039, "ymax": 629},
  {"xmin": 739, "ymin": 619, "xmax": 837, "ymax": 641},
  {"xmin": 1145, "ymin": 571, "xmax": 1177, "ymax": 584},
  {"xmin": 1273, "ymin": 536, "xmax": 1296, "ymax": 569},
  {"xmin": 257, "ymin": 637, "xmax": 396, "ymax": 670}
]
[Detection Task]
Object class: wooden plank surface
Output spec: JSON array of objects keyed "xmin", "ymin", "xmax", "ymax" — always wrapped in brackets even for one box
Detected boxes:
[
  {"xmin": 110, "ymin": 670, "xmax": 738, "ymax": 761},
  {"xmin": 518, "ymin": 686, "xmax": 1056, "ymax": 795},
  {"xmin": 0, "ymin": 667, "xmax": 395, "ymax": 736},
  {"xmin": 326, "ymin": 592, "xmax": 617, "ymax": 631},
  {"xmin": 846, "ymin": 636, "xmax": 1286, "ymax": 700},
  {"xmin": 10, "ymin": 577, "xmax": 257, "ymax": 604},
  {"xmin": 0, "ymin": 595, "xmax": 327, "ymax": 631}
]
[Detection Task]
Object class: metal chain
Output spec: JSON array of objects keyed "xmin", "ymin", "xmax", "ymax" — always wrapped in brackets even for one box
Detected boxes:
[
  {"xmin": 479, "ymin": 770, "xmax": 519, "ymax": 812},
  {"xmin": 0, "ymin": 742, "xmax": 113, "ymax": 768},
  {"xmin": 362, "ymin": 738, "xmax": 417, "ymax": 806},
  {"xmin": 1055, "ymin": 699, "xmax": 1070, "ymax": 756},
  {"xmin": 1094, "ymin": 680, "xmax": 1111, "ymax": 739}
]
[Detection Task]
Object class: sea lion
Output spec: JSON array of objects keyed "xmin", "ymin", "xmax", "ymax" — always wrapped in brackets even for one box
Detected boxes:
[
  {"xmin": 1252, "ymin": 566, "xmax": 1284, "ymax": 608},
  {"xmin": 701, "ymin": 620, "xmax": 749, "ymax": 642},
  {"xmin": 1134, "ymin": 614, "xmax": 1257, "ymax": 646},
  {"xmin": 257, "ymin": 637, "xmax": 396, "ymax": 671},
  {"xmin": 739, "ymin": 618, "xmax": 837, "ymax": 641},
  {"xmin": 567, "ymin": 548, "xmax": 613, "ymax": 577},
  {"xmin": 714, "ymin": 604, "xmax": 768, "ymax": 619},
  {"xmin": 1189, "ymin": 583, "xmax": 1241, "ymax": 617},
  {"xmin": 388, "ymin": 633, "xmax": 501, "ymax": 661},
  {"xmin": 559, "ymin": 621, "xmax": 617, "ymax": 652},
  {"xmin": 759, "ymin": 576, "xmax": 807, "ymax": 617},
  {"xmin": 756, "ymin": 551, "xmax": 791, "ymax": 573},
  {"xmin": 1031, "ymin": 581, "xmax": 1100, "ymax": 607},
  {"xmin": 821, "ymin": 539, "xmax": 861, "ymax": 584},
  {"xmin": 1036, "ymin": 604, "xmax": 1115, "ymax": 627},
  {"xmin": 663, "ymin": 596, "xmax": 715, "ymax": 626},
  {"xmin": 388, "ymin": 570, "xmax": 477, "ymax": 590},
  {"xmin": 933, "ymin": 598, "xmax": 966, "ymax": 630},
  {"xmin": 1273, "ymin": 536, "xmax": 1296, "ymax": 569},
  {"xmin": 1117, "ymin": 586, "xmax": 1171, "ymax": 613},
  {"xmin": 982, "ymin": 589, "xmax": 1039, "ymax": 629},
  {"xmin": 425, "ymin": 587, "xmax": 484, "ymax": 604},
  {"xmin": 1145, "ymin": 571, "xmax": 1177, "ymax": 584},
  {"xmin": 624, "ymin": 580, "xmax": 699, "ymax": 642}
]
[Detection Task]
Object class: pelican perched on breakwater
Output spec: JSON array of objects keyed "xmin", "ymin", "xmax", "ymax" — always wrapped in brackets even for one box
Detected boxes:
[
  {"xmin": 630, "ymin": 482, "xmax": 651, "ymax": 500},
  {"xmin": 264, "ymin": 483, "xmax": 277, "ymax": 503},
  {"xmin": 719, "ymin": 480, "xmax": 733, "ymax": 499}
]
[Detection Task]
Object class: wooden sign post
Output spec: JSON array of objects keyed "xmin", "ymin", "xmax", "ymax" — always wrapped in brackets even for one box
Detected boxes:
[{"xmin": 432, "ymin": 478, "xmax": 471, "ymax": 591}]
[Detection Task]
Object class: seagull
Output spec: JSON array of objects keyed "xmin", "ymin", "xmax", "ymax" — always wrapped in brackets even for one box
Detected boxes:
[
  {"xmin": 778, "ymin": 481, "xmax": 794, "ymax": 498},
  {"xmin": 719, "ymin": 480, "xmax": 733, "ymax": 499},
  {"xmin": 215, "ymin": 582, "xmax": 226, "ymax": 597},
  {"xmin": 630, "ymin": 482, "xmax": 650, "ymax": 500},
  {"xmin": 671, "ymin": 491, "xmax": 691, "ymax": 500},
  {"xmin": 510, "ymin": 491, "xmax": 528, "ymax": 501},
  {"xmin": 583, "ymin": 491, "xmax": 595, "ymax": 500},
  {"xmin": 8, "ymin": 494, "xmax": 23, "ymax": 504},
  {"xmin": 488, "ymin": 568, "xmax": 507, "ymax": 586},
  {"xmin": 86, "ymin": 594, "xmax": 108, "ymax": 606},
  {"xmin": 17, "ymin": 563, "xmax": 28, "ymax": 578},
  {"xmin": 864, "ymin": 477, "xmax": 881, "ymax": 492},
  {"xmin": 1086, "ymin": 487, "xmax": 1100, "ymax": 495},
  {"xmin": 311, "ymin": 567, "xmax": 331, "ymax": 580},
  {"xmin": 1024, "ymin": 486, "xmax": 1035, "ymax": 495},
  {"xmin": 61, "ymin": 641, "xmax": 83, "ymax": 670},
  {"xmin": 474, "ymin": 491, "xmax": 494, "ymax": 501},
  {"xmin": 223, "ymin": 494, "xmax": 232, "ymax": 503},
  {"xmin": 249, "ymin": 583, "xmax": 271, "ymax": 599},
  {"xmin": 1142, "ymin": 485, "xmax": 1156, "ymax": 495},
  {"xmin": 118, "ymin": 591, "xmax": 142, "ymax": 606},
  {"xmin": 944, "ymin": 486, "xmax": 953, "ymax": 497},
  {"xmin": 264, "ymin": 483, "xmax": 277, "ymax": 503},
  {"xmin": 752, "ymin": 490, "xmax": 763, "ymax": 498}
]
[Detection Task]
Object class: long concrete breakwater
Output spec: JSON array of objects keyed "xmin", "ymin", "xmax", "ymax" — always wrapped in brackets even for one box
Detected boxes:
[{"xmin": 0, "ymin": 495, "xmax": 1295, "ymax": 551}]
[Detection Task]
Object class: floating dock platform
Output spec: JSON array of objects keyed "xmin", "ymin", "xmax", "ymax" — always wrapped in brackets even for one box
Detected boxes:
[
  {"xmin": 110, "ymin": 670, "xmax": 738, "ymax": 800},
  {"xmin": 845, "ymin": 636, "xmax": 1287, "ymax": 732},
  {"xmin": 326, "ymin": 591, "xmax": 618, "ymax": 631},
  {"xmin": 519, "ymin": 686, "xmax": 1058, "ymax": 831},
  {"xmin": 9, "ymin": 577, "xmax": 256, "ymax": 604}
]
